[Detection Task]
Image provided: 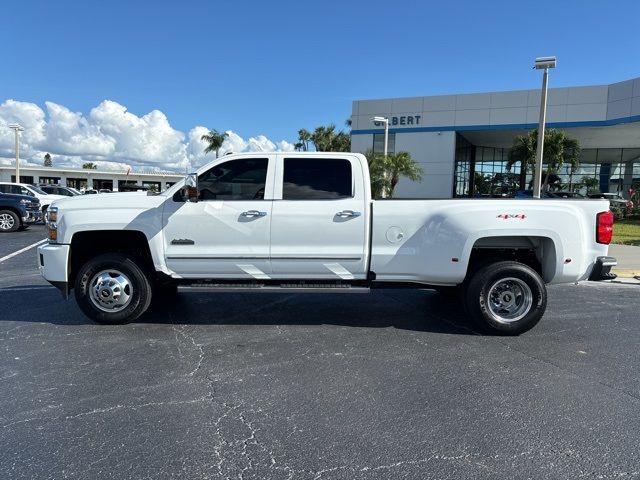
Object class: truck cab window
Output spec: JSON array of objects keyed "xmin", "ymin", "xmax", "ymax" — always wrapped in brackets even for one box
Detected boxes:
[
  {"xmin": 283, "ymin": 158, "xmax": 352, "ymax": 200},
  {"xmin": 198, "ymin": 158, "xmax": 268, "ymax": 200}
]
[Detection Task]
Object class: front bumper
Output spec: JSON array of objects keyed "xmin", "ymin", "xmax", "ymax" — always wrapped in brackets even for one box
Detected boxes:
[
  {"xmin": 22, "ymin": 209, "xmax": 42, "ymax": 224},
  {"xmin": 37, "ymin": 243, "xmax": 70, "ymax": 299},
  {"xmin": 588, "ymin": 256, "xmax": 618, "ymax": 281}
]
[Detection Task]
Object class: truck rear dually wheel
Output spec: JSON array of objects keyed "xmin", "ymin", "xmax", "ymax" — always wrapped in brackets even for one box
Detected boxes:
[
  {"xmin": 465, "ymin": 261, "xmax": 546, "ymax": 335},
  {"xmin": 74, "ymin": 253, "xmax": 152, "ymax": 324}
]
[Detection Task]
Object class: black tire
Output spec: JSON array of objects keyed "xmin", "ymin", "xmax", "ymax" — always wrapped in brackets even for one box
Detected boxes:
[
  {"xmin": 465, "ymin": 261, "xmax": 547, "ymax": 335},
  {"xmin": 0, "ymin": 209, "xmax": 20, "ymax": 232},
  {"xmin": 74, "ymin": 253, "xmax": 153, "ymax": 324}
]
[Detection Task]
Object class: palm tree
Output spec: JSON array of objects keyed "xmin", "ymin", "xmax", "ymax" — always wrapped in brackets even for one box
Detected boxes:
[
  {"xmin": 311, "ymin": 125, "xmax": 336, "ymax": 151},
  {"xmin": 310, "ymin": 124, "xmax": 351, "ymax": 152},
  {"xmin": 540, "ymin": 129, "xmax": 580, "ymax": 191},
  {"xmin": 201, "ymin": 129, "xmax": 228, "ymax": 158},
  {"xmin": 43, "ymin": 153, "xmax": 52, "ymax": 167},
  {"xmin": 296, "ymin": 129, "xmax": 311, "ymax": 151},
  {"xmin": 507, "ymin": 129, "xmax": 581, "ymax": 191},
  {"xmin": 365, "ymin": 150, "xmax": 423, "ymax": 198},
  {"xmin": 82, "ymin": 162, "xmax": 97, "ymax": 170}
]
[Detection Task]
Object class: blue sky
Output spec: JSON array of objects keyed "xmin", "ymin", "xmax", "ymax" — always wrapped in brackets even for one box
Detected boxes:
[{"xmin": 1, "ymin": 0, "xmax": 639, "ymax": 169}]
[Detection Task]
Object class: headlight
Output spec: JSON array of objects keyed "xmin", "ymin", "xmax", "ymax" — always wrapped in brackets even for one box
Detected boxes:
[
  {"xmin": 47, "ymin": 207, "xmax": 58, "ymax": 222},
  {"xmin": 20, "ymin": 199, "xmax": 30, "ymax": 205},
  {"xmin": 47, "ymin": 207, "xmax": 59, "ymax": 242}
]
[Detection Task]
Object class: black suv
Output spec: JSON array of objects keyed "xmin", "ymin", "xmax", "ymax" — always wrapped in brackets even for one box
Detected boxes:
[{"xmin": 0, "ymin": 192, "xmax": 41, "ymax": 232}]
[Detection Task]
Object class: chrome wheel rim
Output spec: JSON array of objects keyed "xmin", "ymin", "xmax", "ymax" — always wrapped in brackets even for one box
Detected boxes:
[
  {"xmin": 486, "ymin": 277, "xmax": 533, "ymax": 324},
  {"xmin": 0, "ymin": 213, "xmax": 15, "ymax": 230},
  {"xmin": 89, "ymin": 269, "xmax": 133, "ymax": 313}
]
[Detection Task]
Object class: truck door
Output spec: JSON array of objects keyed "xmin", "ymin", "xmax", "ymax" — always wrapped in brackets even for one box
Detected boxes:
[
  {"xmin": 162, "ymin": 155, "xmax": 275, "ymax": 278},
  {"xmin": 270, "ymin": 155, "xmax": 369, "ymax": 279}
]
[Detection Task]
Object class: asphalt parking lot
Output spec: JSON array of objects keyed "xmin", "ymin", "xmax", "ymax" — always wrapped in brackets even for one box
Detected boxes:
[{"xmin": 1, "ymin": 225, "xmax": 639, "ymax": 479}]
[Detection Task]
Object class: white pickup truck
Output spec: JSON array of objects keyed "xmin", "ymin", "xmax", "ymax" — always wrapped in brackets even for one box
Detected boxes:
[{"xmin": 38, "ymin": 152, "xmax": 617, "ymax": 334}]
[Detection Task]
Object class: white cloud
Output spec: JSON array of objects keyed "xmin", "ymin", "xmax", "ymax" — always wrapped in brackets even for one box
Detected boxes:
[{"xmin": 0, "ymin": 99, "xmax": 295, "ymax": 172}]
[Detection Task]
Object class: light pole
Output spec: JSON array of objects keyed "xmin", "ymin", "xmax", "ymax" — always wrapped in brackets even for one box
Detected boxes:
[
  {"xmin": 372, "ymin": 116, "xmax": 390, "ymax": 197},
  {"xmin": 8, "ymin": 124, "xmax": 25, "ymax": 182},
  {"xmin": 372, "ymin": 116, "xmax": 389, "ymax": 157},
  {"xmin": 532, "ymin": 56, "xmax": 556, "ymax": 198}
]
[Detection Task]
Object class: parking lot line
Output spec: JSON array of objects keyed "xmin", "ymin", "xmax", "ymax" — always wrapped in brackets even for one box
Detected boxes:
[{"xmin": 0, "ymin": 238, "xmax": 48, "ymax": 264}]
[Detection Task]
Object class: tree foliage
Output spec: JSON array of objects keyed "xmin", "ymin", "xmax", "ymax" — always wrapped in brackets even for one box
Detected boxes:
[
  {"xmin": 582, "ymin": 176, "xmax": 599, "ymax": 193},
  {"xmin": 310, "ymin": 124, "xmax": 351, "ymax": 152},
  {"xmin": 201, "ymin": 129, "xmax": 228, "ymax": 158},
  {"xmin": 82, "ymin": 162, "xmax": 97, "ymax": 169},
  {"xmin": 364, "ymin": 150, "xmax": 423, "ymax": 198},
  {"xmin": 507, "ymin": 128, "xmax": 581, "ymax": 190},
  {"xmin": 43, "ymin": 153, "xmax": 52, "ymax": 167}
]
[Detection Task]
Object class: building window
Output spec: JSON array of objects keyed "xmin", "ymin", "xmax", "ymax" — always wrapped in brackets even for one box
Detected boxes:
[
  {"xmin": 142, "ymin": 181, "xmax": 161, "ymax": 193},
  {"xmin": 66, "ymin": 178, "xmax": 88, "ymax": 189},
  {"xmin": 10, "ymin": 175, "xmax": 34, "ymax": 184},
  {"xmin": 373, "ymin": 133, "xmax": 395, "ymax": 154},
  {"xmin": 94, "ymin": 179, "xmax": 113, "ymax": 191},
  {"xmin": 39, "ymin": 176, "xmax": 61, "ymax": 185}
]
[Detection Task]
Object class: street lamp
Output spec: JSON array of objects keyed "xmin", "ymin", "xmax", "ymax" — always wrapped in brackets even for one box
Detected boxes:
[
  {"xmin": 8, "ymin": 124, "xmax": 25, "ymax": 182},
  {"xmin": 371, "ymin": 116, "xmax": 390, "ymax": 198},
  {"xmin": 532, "ymin": 56, "xmax": 556, "ymax": 199}
]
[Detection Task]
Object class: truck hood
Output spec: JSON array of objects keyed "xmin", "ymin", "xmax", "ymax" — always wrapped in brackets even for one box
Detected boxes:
[{"xmin": 52, "ymin": 192, "xmax": 167, "ymax": 211}]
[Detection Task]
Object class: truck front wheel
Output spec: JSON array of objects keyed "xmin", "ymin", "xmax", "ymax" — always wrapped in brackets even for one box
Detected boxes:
[
  {"xmin": 465, "ymin": 261, "xmax": 546, "ymax": 335},
  {"xmin": 74, "ymin": 253, "xmax": 153, "ymax": 324}
]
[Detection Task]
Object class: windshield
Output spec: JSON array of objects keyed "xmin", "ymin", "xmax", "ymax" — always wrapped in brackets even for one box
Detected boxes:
[
  {"xmin": 68, "ymin": 187, "xmax": 82, "ymax": 195},
  {"xmin": 28, "ymin": 185, "xmax": 48, "ymax": 195}
]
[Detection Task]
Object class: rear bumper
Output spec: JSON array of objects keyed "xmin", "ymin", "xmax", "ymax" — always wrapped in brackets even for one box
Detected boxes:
[
  {"xmin": 588, "ymin": 256, "xmax": 618, "ymax": 281},
  {"xmin": 37, "ymin": 243, "xmax": 70, "ymax": 298}
]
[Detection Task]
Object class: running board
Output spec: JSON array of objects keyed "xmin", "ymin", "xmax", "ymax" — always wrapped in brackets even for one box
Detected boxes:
[{"xmin": 178, "ymin": 283, "xmax": 370, "ymax": 294}]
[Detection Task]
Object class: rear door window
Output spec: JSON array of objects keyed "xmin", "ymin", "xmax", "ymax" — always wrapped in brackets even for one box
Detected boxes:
[{"xmin": 282, "ymin": 158, "xmax": 352, "ymax": 200}]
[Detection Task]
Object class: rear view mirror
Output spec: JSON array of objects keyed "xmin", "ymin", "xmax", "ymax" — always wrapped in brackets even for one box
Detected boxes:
[{"xmin": 182, "ymin": 173, "xmax": 199, "ymax": 202}]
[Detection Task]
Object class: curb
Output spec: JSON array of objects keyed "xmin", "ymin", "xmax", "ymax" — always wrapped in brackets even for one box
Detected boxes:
[{"xmin": 612, "ymin": 268, "xmax": 639, "ymax": 279}]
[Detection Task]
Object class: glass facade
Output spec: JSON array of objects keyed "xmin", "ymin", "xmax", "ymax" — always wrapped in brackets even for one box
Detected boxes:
[
  {"xmin": 454, "ymin": 135, "xmax": 640, "ymax": 198},
  {"xmin": 373, "ymin": 133, "xmax": 396, "ymax": 154}
]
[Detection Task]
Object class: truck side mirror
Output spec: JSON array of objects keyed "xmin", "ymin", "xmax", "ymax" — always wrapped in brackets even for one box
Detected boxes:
[{"xmin": 182, "ymin": 173, "xmax": 199, "ymax": 202}]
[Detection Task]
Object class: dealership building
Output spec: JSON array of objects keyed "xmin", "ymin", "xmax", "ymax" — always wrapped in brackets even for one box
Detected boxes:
[
  {"xmin": 350, "ymin": 76, "xmax": 640, "ymax": 198},
  {"xmin": 0, "ymin": 166, "xmax": 183, "ymax": 192}
]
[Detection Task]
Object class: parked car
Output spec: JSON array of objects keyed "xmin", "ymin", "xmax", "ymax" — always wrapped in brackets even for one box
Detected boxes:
[
  {"xmin": 548, "ymin": 191, "xmax": 585, "ymax": 199},
  {"xmin": 39, "ymin": 185, "xmax": 81, "ymax": 197},
  {"xmin": 514, "ymin": 190, "xmax": 555, "ymax": 199},
  {"xmin": 0, "ymin": 192, "xmax": 41, "ymax": 232},
  {"xmin": 39, "ymin": 152, "xmax": 616, "ymax": 335},
  {"xmin": 588, "ymin": 192, "xmax": 632, "ymax": 208},
  {"xmin": 82, "ymin": 189, "xmax": 98, "ymax": 195},
  {"xmin": 99, "ymin": 189, "xmax": 112, "ymax": 194},
  {"xmin": 0, "ymin": 182, "xmax": 66, "ymax": 222}
]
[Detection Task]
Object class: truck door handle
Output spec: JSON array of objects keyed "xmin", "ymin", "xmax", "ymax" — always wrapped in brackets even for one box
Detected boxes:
[
  {"xmin": 241, "ymin": 210, "xmax": 267, "ymax": 217},
  {"xmin": 336, "ymin": 210, "xmax": 361, "ymax": 218}
]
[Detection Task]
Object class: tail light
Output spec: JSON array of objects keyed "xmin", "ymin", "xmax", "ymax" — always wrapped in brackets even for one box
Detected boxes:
[{"xmin": 596, "ymin": 210, "xmax": 614, "ymax": 244}]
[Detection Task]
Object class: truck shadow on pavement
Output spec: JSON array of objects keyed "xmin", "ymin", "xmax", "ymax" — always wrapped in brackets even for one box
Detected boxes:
[{"xmin": 0, "ymin": 286, "xmax": 476, "ymax": 335}]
